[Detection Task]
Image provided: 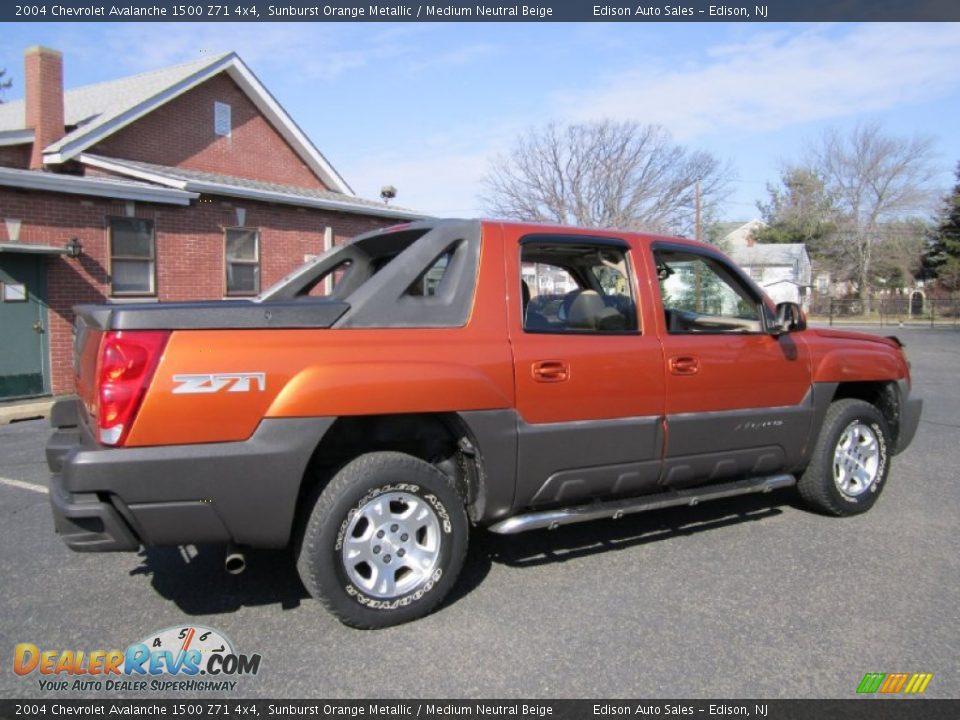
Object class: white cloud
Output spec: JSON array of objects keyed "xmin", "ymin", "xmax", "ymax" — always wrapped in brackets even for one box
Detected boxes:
[
  {"xmin": 346, "ymin": 149, "xmax": 491, "ymax": 216},
  {"xmin": 558, "ymin": 23, "xmax": 960, "ymax": 140},
  {"xmin": 63, "ymin": 23, "xmax": 480, "ymax": 82},
  {"xmin": 118, "ymin": 23, "xmax": 406, "ymax": 79}
]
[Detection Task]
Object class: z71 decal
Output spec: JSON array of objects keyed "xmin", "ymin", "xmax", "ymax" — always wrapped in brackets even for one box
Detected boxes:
[{"xmin": 172, "ymin": 372, "xmax": 266, "ymax": 394}]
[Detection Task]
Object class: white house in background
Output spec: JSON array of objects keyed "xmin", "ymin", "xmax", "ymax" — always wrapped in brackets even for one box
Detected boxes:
[
  {"xmin": 719, "ymin": 218, "xmax": 766, "ymax": 249},
  {"xmin": 722, "ymin": 220, "xmax": 813, "ymax": 309}
]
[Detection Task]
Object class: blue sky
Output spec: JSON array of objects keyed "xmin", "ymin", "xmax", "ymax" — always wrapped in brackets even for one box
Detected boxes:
[{"xmin": 3, "ymin": 21, "xmax": 959, "ymax": 222}]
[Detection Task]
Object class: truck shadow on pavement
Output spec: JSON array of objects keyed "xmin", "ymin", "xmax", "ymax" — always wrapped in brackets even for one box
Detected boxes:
[
  {"xmin": 129, "ymin": 490, "xmax": 796, "ymax": 617},
  {"xmin": 443, "ymin": 489, "xmax": 795, "ymax": 609},
  {"xmin": 129, "ymin": 545, "xmax": 310, "ymax": 615}
]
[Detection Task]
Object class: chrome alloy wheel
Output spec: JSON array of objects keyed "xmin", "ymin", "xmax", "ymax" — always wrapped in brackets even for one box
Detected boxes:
[
  {"xmin": 832, "ymin": 421, "xmax": 881, "ymax": 498},
  {"xmin": 342, "ymin": 492, "xmax": 442, "ymax": 599}
]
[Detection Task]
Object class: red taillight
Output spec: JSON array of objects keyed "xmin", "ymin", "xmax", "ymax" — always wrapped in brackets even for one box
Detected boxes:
[{"xmin": 94, "ymin": 330, "xmax": 169, "ymax": 446}]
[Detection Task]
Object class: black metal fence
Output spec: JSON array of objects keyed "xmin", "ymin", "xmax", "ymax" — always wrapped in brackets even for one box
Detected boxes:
[{"xmin": 808, "ymin": 295, "xmax": 960, "ymax": 326}]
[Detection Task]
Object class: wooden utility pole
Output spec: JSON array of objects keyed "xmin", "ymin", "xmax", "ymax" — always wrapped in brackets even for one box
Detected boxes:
[
  {"xmin": 694, "ymin": 180, "xmax": 702, "ymax": 309},
  {"xmin": 695, "ymin": 180, "xmax": 702, "ymax": 242}
]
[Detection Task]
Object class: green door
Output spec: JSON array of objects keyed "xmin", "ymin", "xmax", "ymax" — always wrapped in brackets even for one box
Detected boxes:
[{"xmin": 0, "ymin": 253, "xmax": 50, "ymax": 400}]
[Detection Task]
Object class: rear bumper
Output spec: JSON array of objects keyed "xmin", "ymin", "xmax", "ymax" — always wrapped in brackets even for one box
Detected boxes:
[
  {"xmin": 46, "ymin": 397, "xmax": 334, "ymax": 552},
  {"xmin": 48, "ymin": 472, "xmax": 140, "ymax": 551}
]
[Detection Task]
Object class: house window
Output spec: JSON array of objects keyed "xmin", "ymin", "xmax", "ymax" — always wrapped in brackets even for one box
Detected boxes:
[
  {"xmin": 109, "ymin": 217, "xmax": 155, "ymax": 295},
  {"xmin": 225, "ymin": 228, "xmax": 260, "ymax": 295},
  {"xmin": 214, "ymin": 101, "xmax": 232, "ymax": 137}
]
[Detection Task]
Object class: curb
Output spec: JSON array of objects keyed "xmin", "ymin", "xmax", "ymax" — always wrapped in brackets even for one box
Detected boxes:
[{"xmin": 0, "ymin": 398, "xmax": 54, "ymax": 424}]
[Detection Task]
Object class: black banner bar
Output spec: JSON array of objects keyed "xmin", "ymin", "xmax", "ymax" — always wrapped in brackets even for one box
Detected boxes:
[
  {"xmin": 1, "ymin": 700, "xmax": 959, "ymax": 720},
  {"xmin": 3, "ymin": 0, "xmax": 960, "ymax": 23}
]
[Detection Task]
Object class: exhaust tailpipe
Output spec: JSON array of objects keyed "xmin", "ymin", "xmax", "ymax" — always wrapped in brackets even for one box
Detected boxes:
[{"xmin": 225, "ymin": 545, "xmax": 246, "ymax": 575}]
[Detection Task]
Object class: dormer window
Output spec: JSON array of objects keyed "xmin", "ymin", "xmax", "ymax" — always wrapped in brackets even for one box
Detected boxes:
[{"xmin": 214, "ymin": 101, "xmax": 232, "ymax": 137}]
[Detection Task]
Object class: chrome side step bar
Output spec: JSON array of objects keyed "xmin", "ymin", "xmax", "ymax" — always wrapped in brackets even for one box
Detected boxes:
[{"xmin": 487, "ymin": 474, "xmax": 796, "ymax": 535}]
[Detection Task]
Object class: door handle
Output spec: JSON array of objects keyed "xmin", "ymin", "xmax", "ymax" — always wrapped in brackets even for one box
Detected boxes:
[
  {"xmin": 669, "ymin": 355, "xmax": 699, "ymax": 375},
  {"xmin": 32, "ymin": 320, "xmax": 45, "ymax": 334},
  {"xmin": 532, "ymin": 360, "xmax": 570, "ymax": 383}
]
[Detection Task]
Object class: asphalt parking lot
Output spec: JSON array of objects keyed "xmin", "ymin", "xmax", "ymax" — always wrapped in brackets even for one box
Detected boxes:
[{"xmin": 1, "ymin": 326, "xmax": 957, "ymax": 700}]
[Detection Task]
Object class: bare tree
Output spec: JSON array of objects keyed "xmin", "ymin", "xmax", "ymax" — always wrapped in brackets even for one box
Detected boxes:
[
  {"xmin": 480, "ymin": 120, "xmax": 730, "ymax": 236},
  {"xmin": 808, "ymin": 123, "xmax": 938, "ymax": 312}
]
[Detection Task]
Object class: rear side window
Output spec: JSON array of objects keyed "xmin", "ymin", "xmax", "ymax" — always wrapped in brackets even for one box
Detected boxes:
[
  {"xmin": 520, "ymin": 239, "xmax": 638, "ymax": 333},
  {"xmin": 407, "ymin": 250, "xmax": 453, "ymax": 297},
  {"xmin": 258, "ymin": 221, "xmax": 482, "ymax": 328}
]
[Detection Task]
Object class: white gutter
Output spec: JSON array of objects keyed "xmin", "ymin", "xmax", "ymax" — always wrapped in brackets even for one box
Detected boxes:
[
  {"xmin": 0, "ymin": 242, "xmax": 69, "ymax": 255},
  {"xmin": 0, "ymin": 129, "xmax": 34, "ymax": 147},
  {"xmin": 80, "ymin": 154, "xmax": 189, "ymax": 189},
  {"xmin": 0, "ymin": 167, "xmax": 197, "ymax": 205},
  {"xmin": 182, "ymin": 178, "xmax": 427, "ymax": 220},
  {"xmin": 79, "ymin": 153, "xmax": 426, "ymax": 220}
]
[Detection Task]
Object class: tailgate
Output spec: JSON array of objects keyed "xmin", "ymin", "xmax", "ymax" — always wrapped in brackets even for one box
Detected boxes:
[{"xmin": 72, "ymin": 306, "xmax": 106, "ymax": 421}]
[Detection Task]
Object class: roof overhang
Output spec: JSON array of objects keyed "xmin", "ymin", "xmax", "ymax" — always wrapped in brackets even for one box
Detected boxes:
[
  {"xmin": 0, "ymin": 243, "xmax": 70, "ymax": 255},
  {"xmin": 42, "ymin": 54, "xmax": 353, "ymax": 195},
  {"xmin": 80, "ymin": 154, "xmax": 425, "ymax": 220},
  {"xmin": 0, "ymin": 129, "xmax": 34, "ymax": 147},
  {"xmin": 185, "ymin": 180, "xmax": 425, "ymax": 220},
  {"xmin": 0, "ymin": 167, "xmax": 198, "ymax": 205}
]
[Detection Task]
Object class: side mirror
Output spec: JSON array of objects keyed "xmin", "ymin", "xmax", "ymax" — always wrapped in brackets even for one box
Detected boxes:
[{"xmin": 771, "ymin": 302, "xmax": 806, "ymax": 335}]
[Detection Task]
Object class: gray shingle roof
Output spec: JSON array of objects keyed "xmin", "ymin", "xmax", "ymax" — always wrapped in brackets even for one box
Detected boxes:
[
  {"xmin": 82, "ymin": 154, "xmax": 424, "ymax": 220},
  {"xmin": 0, "ymin": 53, "xmax": 233, "ymax": 142},
  {"xmin": 729, "ymin": 244, "xmax": 808, "ymax": 266}
]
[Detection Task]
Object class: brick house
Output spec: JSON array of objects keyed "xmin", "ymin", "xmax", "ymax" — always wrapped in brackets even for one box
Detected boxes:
[{"xmin": 0, "ymin": 47, "xmax": 423, "ymax": 400}]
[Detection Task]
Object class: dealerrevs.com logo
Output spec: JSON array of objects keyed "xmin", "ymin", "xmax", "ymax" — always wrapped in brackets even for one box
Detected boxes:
[
  {"xmin": 13, "ymin": 626, "xmax": 261, "ymax": 693},
  {"xmin": 856, "ymin": 672, "xmax": 933, "ymax": 695}
]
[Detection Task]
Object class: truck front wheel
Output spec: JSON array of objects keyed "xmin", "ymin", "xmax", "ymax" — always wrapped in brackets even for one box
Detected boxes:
[
  {"xmin": 296, "ymin": 451, "xmax": 468, "ymax": 628},
  {"xmin": 798, "ymin": 399, "xmax": 892, "ymax": 516}
]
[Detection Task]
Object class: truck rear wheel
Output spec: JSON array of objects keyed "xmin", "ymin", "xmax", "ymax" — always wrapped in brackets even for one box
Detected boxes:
[
  {"xmin": 798, "ymin": 399, "xmax": 892, "ymax": 516},
  {"xmin": 296, "ymin": 451, "xmax": 468, "ymax": 628}
]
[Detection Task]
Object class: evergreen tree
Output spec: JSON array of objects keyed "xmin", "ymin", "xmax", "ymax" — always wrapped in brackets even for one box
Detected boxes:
[
  {"xmin": 753, "ymin": 166, "xmax": 839, "ymax": 254},
  {"xmin": 924, "ymin": 162, "xmax": 960, "ymax": 290}
]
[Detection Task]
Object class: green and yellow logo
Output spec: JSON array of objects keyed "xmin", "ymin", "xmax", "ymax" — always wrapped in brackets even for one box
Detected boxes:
[{"xmin": 857, "ymin": 672, "xmax": 933, "ymax": 694}]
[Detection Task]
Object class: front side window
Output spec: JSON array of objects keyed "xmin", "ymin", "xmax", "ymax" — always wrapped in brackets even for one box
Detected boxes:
[
  {"xmin": 521, "ymin": 240, "xmax": 638, "ymax": 333},
  {"xmin": 109, "ymin": 217, "xmax": 155, "ymax": 296},
  {"xmin": 655, "ymin": 248, "xmax": 765, "ymax": 333},
  {"xmin": 225, "ymin": 228, "xmax": 260, "ymax": 296}
]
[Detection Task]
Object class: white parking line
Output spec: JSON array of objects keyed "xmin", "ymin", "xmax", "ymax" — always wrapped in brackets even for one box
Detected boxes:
[{"xmin": 0, "ymin": 476, "xmax": 48, "ymax": 494}]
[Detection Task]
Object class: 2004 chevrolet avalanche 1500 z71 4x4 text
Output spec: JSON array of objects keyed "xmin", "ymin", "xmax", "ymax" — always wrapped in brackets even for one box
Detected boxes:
[{"xmin": 46, "ymin": 219, "xmax": 922, "ymax": 627}]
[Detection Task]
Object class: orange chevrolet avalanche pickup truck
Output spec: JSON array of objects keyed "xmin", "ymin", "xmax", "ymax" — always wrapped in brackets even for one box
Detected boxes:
[{"xmin": 47, "ymin": 219, "xmax": 922, "ymax": 627}]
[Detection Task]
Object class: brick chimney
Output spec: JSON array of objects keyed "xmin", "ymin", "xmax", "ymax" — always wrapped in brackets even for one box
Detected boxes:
[{"xmin": 24, "ymin": 46, "xmax": 65, "ymax": 170}]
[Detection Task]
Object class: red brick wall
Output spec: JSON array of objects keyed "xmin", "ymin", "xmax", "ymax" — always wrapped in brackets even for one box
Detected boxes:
[
  {"xmin": 0, "ymin": 186, "xmax": 391, "ymax": 394},
  {"xmin": 25, "ymin": 46, "xmax": 65, "ymax": 170},
  {"xmin": 90, "ymin": 74, "xmax": 327, "ymax": 190},
  {"xmin": 0, "ymin": 145, "xmax": 32, "ymax": 169}
]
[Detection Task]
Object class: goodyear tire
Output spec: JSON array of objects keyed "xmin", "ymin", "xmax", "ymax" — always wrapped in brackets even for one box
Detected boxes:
[
  {"xmin": 296, "ymin": 451, "xmax": 468, "ymax": 628},
  {"xmin": 798, "ymin": 399, "xmax": 892, "ymax": 516}
]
